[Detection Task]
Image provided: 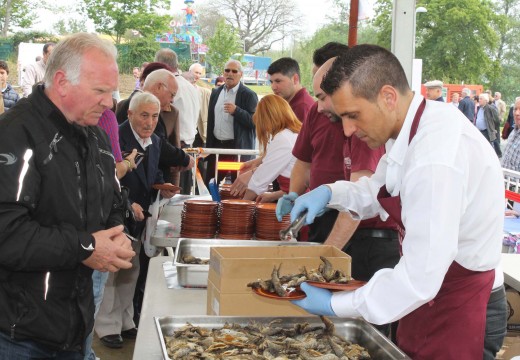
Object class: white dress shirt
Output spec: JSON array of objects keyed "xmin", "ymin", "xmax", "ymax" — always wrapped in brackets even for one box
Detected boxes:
[
  {"xmin": 214, "ymin": 84, "xmax": 239, "ymax": 141},
  {"xmin": 22, "ymin": 60, "xmax": 46, "ymax": 98},
  {"xmin": 173, "ymin": 75, "xmax": 200, "ymax": 145},
  {"xmin": 248, "ymin": 129, "xmax": 298, "ymax": 195},
  {"xmin": 327, "ymin": 93, "xmax": 504, "ymax": 324}
]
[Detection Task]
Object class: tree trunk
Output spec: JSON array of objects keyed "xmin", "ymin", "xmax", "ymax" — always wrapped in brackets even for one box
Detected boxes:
[{"xmin": 2, "ymin": 0, "xmax": 12, "ymax": 37}]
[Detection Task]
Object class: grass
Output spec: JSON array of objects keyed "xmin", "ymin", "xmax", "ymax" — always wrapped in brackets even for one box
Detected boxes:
[{"xmin": 246, "ymin": 85, "xmax": 273, "ymax": 96}]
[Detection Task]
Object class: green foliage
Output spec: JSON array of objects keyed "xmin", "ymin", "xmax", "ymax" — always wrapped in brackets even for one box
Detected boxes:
[
  {"xmin": 81, "ymin": 0, "xmax": 170, "ymax": 44},
  {"xmin": 0, "ymin": 0, "xmax": 37, "ymax": 35},
  {"xmin": 371, "ymin": 0, "xmax": 393, "ymax": 48},
  {"xmin": 53, "ymin": 19, "xmax": 88, "ymax": 35},
  {"xmin": 488, "ymin": 0, "xmax": 520, "ymax": 102},
  {"xmin": 206, "ymin": 19, "xmax": 241, "ymax": 76},
  {"xmin": 416, "ymin": 0, "xmax": 498, "ymax": 84},
  {"xmin": 10, "ymin": 31, "xmax": 59, "ymax": 53},
  {"xmin": 116, "ymin": 36, "xmax": 160, "ymax": 74}
]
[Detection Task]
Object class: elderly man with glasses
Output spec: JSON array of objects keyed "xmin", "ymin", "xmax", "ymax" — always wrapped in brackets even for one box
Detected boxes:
[{"xmin": 205, "ymin": 59, "xmax": 259, "ymax": 184}]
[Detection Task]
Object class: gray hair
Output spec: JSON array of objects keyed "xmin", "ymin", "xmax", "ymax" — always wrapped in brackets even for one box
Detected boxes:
[
  {"xmin": 44, "ymin": 33, "xmax": 117, "ymax": 88},
  {"xmin": 128, "ymin": 91, "xmax": 160, "ymax": 113},
  {"xmin": 189, "ymin": 63, "xmax": 203, "ymax": 72},
  {"xmin": 479, "ymin": 93, "xmax": 489, "ymax": 102},
  {"xmin": 461, "ymin": 88, "xmax": 471, "ymax": 96},
  {"xmin": 155, "ymin": 48, "xmax": 178, "ymax": 70},
  {"xmin": 142, "ymin": 68, "xmax": 175, "ymax": 90},
  {"xmin": 225, "ymin": 59, "xmax": 243, "ymax": 72}
]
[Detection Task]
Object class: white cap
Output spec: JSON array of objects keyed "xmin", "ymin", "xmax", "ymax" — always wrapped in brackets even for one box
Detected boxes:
[{"xmin": 424, "ymin": 80, "xmax": 443, "ymax": 88}]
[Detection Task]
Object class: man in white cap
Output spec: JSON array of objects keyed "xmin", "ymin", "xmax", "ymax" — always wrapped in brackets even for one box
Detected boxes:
[{"xmin": 425, "ymin": 80, "xmax": 444, "ymax": 102}]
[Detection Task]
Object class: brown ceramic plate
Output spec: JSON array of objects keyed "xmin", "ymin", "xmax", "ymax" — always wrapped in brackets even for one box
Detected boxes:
[
  {"xmin": 152, "ymin": 184, "xmax": 181, "ymax": 192},
  {"xmin": 306, "ymin": 280, "xmax": 367, "ymax": 291},
  {"xmin": 252, "ymin": 287, "xmax": 306, "ymax": 300}
]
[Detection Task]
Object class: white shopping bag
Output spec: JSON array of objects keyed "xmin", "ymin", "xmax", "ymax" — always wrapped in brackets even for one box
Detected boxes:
[{"xmin": 142, "ymin": 192, "xmax": 170, "ymax": 257}]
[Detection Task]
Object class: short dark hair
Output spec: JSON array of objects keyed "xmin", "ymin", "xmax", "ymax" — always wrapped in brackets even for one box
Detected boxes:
[
  {"xmin": 0, "ymin": 60, "xmax": 9, "ymax": 74},
  {"xmin": 267, "ymin": 57, "xmax": 300, "ymax": 79},
  {"xmin": 322, "ymin": 44, "xmax": 409, "ymax": 102},
  {"xmin": 43, "ymin": 43, "xmax": 55, "ymax": 55},
  {"xmin": 313, "ymin": 42, "xmax": 350, "ymax": 67}
]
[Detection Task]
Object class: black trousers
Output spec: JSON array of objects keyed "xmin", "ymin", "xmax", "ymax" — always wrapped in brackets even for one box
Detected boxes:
[{"xmin": 343, "ymin": 228, "xmax": 400, "ymax": 341}]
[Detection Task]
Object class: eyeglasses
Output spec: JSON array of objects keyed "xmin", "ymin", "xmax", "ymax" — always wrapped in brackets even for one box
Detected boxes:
[
  {"xmin": 161, "ymin": 83, "xmax": 176, "ymax": 98},
  {"xmin": 224, "ymin": 69, "xmax": 239, "ymax": 74}
]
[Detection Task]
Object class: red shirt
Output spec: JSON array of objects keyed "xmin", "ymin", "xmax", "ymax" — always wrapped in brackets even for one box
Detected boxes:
[
  {"xmin": 292, "ymin": 102, "xmax": 345, "ymax": 190},
  {"xmin": 289, "ymin": 88, "xmax": 316, "ymax": 122}
]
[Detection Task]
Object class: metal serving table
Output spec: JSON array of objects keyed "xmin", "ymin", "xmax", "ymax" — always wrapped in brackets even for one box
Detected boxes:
[{"xmin": 133, "ymin": 256, "xmax": 207, "ymax": 360}]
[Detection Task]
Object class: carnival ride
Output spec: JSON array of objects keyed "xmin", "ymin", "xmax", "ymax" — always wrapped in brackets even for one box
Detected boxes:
[{"xmin": 156, "ymin": 0, "xmax": 207, "ymax": 65}]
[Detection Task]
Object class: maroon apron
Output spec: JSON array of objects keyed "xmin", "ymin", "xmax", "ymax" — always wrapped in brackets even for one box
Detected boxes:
[
  {"xmin": 276, "ymin": 175, "xmax": 291, "ymax": 194},
  {"xmin": 377, "ymin": 99, "xmax": 494, "ymax": 359}
]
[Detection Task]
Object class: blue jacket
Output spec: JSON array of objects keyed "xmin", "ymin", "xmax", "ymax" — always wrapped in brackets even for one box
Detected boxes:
[
  {"xmin": 119, "ymin": 120, "xmax": 163, "ymax": 236},
  {"xmin": 458, "ymin": 96, "xmax": 475, "ymax": 122},
  {"xmin": 2, "ymin": 83, "xmax": 19, "ymax": 110}
]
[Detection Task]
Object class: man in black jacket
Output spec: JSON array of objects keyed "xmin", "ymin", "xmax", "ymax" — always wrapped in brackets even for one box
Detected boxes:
[
  {"xmin": 205, "ymin": 59, "xmax": 258, "ymax": 184},
  {"xmin": 458, "ymin": 87, "xmax": 475, "ymax": 123},
  {"xmin": 0, "ymin": 33, "xmax": 135, "ymax": 358}
]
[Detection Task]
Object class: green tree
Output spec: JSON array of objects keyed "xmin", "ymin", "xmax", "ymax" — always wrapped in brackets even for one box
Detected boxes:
[
  {"xmin": 81, "ymin": 0, "xmax": 170, "ymax": 44},
  {"xmin": 53, "ymin": 19, "xmax": 88, "ymax": 35},
  {"xmin": 371, "ymin": 0, "xmax": 499, "ymax": 85},
  {"xmin": 116, "ymin": 36, "xmax": 160, "ymax": 74},
  {"xmin": 0, "ymin": 0, "xmax": 37, "ymax": 37},
  {"xmin": 488, "ymin": 0, "xmax": 520, "ymax": 102},
  {"xmin": 416, "ymin": 0, "xmax": 498, "ymax": 84},
  {"xmin": 292, "ymin": 0, "xmax": 377, "ymax": 91},
  {"xmin": 206, "ymin": 19, "xmax": 241, "ymax": 76}
]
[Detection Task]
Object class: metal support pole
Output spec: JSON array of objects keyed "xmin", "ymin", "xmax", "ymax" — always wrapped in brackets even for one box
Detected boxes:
[
  {"xmin": 391, "ymin": 0, "xmax": 416, "ymax": 86},
  {"xmin": 348, "ymin": 0, "xmax": 359, "ymax": 47}
]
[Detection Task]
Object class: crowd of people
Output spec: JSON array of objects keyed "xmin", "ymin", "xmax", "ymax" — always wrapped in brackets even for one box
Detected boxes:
[
  {"xmin": 0, "ymin": 31, "xmax": 514, "ymax": 360},
  {"xmin": 423, "ymin": 80, "xmax": 518, "ymax": 161}
]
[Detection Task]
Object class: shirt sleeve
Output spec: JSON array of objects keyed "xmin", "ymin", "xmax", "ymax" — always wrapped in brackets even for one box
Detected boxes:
[
  {"xmin": 329, "ymin": 161, "xmax": 466, "ymax": 324},
  {"xmin": 292, "ymin": 106, "xmax": 315, "ymax": 162},
  {"xmin": 21, "ymin": 64, "xmax": 36, "ymax": 97},
  {"xmin": 98, "ymin": 110, "xmax": 123, "ymax": 162},
  {"xmin": 248, "ymin": 131, "xmax": 295, "ymax": 195}
]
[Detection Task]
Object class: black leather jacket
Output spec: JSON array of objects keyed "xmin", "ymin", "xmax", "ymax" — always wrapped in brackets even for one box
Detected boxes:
[{"xmin": 0, "ymin": 85, "xmax": 124, "ymax": 352}]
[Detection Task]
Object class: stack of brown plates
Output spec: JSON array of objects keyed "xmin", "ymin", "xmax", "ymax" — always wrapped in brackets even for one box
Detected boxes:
[
  {"xmin": 218, "ymin": 199, "xmax": 256, "ymax": 239},
  {"xmin": 219, "ymin": 184, "xmax": 241, "ymax": 200},
  {"xmin": 180, "ymin": 200, "xmax": 219, "ymax": 238},
  {"xmin": 255, "ymin": 203, "xmax": 291, "ymax": 240}
]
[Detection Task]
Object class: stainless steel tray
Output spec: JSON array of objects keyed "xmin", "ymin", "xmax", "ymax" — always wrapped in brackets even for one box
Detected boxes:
[
  {"xmin": 154, "ymin": 315, "xmax": 410, "ymax": 360},
  {"xmin": 174, "ymin": 238, "xmax": 319, "ymax": 288}
]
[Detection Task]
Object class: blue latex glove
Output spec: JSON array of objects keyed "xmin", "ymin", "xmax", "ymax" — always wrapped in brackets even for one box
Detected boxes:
[
  {"xmin": 291, "ymin": 282, "xmax": 336, "ymax": 316},
  {"xmin": 276, "ymin": 191, "xmax": 298, "ymax": 221},
  {"xmin": 290, "ymin": 185, "xmax": 331, "ymax": 225}
]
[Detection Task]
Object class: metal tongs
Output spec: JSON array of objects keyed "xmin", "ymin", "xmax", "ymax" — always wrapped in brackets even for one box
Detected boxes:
[{"xmin": 279, "ymin": 210, "xmax": 308, "ymax": 242}]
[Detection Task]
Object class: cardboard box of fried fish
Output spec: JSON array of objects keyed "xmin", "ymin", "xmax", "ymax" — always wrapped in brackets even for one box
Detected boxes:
[{"xmin": 207, "ymin": 245, "xmax": 351, "ymax": 316}]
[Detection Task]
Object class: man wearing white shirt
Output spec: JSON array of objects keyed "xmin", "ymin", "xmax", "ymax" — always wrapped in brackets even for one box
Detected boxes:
[
  {"xmin": 22, "ymin": 42, "xmax": 54, "ymax": 97},
  {"xmin": 290, "ymin": 44, "xmax": 505, "ymax": 359},
  {"xmin": 205, "ymin": 59, "xmax": 258, "ymax": 184},
  {"xmin": 154, "ymin": 48, "xmax": 200, "ymax": 193}
]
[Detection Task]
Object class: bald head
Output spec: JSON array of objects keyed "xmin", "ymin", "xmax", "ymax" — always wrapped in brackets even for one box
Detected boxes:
[
  {"xmin": 142, "ymin": 69, "xmax": 177, "ymax": 108},
  {"xmin": 189, "ymin": 63, "xmax": 203, "ymax": 82},
  {"xmin": 313, "ymin": 58, "xmax": 340, "ymax": 122}
]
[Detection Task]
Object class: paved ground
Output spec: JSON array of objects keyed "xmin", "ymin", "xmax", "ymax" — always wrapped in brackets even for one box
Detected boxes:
[{"xmin": 93, "ymin": 334, "xmax": 135, "ymax": 360}]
